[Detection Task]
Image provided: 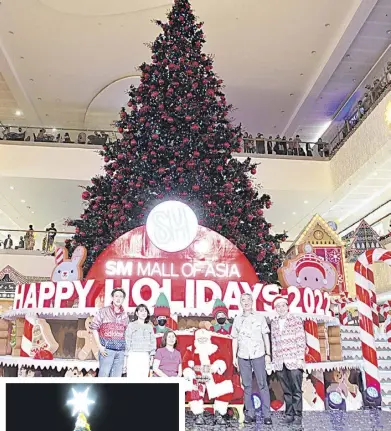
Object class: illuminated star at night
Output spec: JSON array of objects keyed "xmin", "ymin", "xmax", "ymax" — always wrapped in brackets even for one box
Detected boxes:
[{"xmin": 67, "ymin": 387, "xmax": 95, "ymax": 416}]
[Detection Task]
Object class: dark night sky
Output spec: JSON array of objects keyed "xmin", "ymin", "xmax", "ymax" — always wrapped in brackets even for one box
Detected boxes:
[{"xmin": 6, "ymin": 382, "xmax": 180, "ymax": 431}]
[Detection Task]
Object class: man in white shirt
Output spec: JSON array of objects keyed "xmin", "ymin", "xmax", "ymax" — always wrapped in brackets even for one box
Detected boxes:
[{"xmin": 231, "ymin": 293, "xmax": 272, "ymax": 425}]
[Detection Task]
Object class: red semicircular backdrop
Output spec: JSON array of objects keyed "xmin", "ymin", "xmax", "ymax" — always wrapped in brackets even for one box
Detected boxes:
[{"xmin": 86, "ymin": 225, "xmax": 260, "ymax": 314}]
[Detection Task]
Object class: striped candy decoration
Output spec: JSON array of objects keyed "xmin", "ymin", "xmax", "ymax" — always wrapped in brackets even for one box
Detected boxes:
[
  {"xmin": 354, "ymin": 248, "xmax": 391, "ymax": 394},
  {"xmin": 381, "ymin": 301, "xmax": 391, "ymax": 342},
  {"xmin": 55, "ymin": 247, "xmax": 64, "ymax": 264},
  {"xmin": 304, "ymin": 320, "xmax": 325, "ymax": 403},
  {"xmin": 20, "ymin": 314, "xmax": 37, "ymax": 357},
  {"xmin": 304, "ymin": 320, "xmax": 321, "ymax": 363}
]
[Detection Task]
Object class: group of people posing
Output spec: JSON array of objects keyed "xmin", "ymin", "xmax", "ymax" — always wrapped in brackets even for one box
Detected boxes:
[{"xmin": 91, "ymin": 288, "xmax": 306, "ymax": 427}]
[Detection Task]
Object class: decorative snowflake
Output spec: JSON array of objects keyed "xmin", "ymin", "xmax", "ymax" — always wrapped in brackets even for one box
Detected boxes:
[{"xmin": 326, "ymin": 249, "xmax": 341, "ymax": 264}]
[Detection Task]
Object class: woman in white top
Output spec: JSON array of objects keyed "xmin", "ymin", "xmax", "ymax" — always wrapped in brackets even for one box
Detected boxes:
[{"xmin": 124, "ymin": 304, "xmax": 156, "ymax": 380}]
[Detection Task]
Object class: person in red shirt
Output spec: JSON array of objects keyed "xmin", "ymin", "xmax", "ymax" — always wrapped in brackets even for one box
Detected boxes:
[
  {"xmin": 210, "ymin": 299, "xmax": 232, "ymax": 335},
  {"xmin": 90, "ymin": 288, "xmax": 129, "ymax": 377}
]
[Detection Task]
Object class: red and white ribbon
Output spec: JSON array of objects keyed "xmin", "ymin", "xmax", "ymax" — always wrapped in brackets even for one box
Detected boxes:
[
  {"xmin": 20, "ymin": 314, "xmax": 37, "ymax": 357},
  {"xmin": 354, "ymin": 248, "xmax": 391, "ymax": 393}
]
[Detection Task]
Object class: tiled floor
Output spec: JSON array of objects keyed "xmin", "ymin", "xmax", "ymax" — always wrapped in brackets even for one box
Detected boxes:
[{"xmin": 185, "ymin": 410, "xmax": 391, "ymax": 430}]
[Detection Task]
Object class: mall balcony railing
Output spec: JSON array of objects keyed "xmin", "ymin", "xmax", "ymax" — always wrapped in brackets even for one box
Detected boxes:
[
  {"xmin": 0, "ymin": 228, "xmax": 74, "ymax": 255},
  {"xmin": 0, "ymin": 124, "xmax": 329, "ymax": 160},
  {"xmin": 326, "ymin": 70, "xmax": 391, "ymax": 156}
]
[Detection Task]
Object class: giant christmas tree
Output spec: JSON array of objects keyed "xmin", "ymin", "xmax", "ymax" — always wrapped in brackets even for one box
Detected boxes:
[
  {"xmin": 70, "ymin": 0, "xmax": 287, "ymax": 282},
  {"xmin": 74, "ymin": 413, "xmax": 91, "ymax": 431}
]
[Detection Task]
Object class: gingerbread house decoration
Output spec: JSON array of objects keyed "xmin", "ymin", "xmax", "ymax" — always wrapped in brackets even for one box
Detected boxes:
[
  {"xmin": 342, "ymin": 219, "xmax": 383, "ymax": 263},
  {"xmin": 286, "ymin": 214, "xmax": 347, "ymax": 296},
  {"xmin": 0, "ymin": 265, "xmax": 49, "ymax": 301}
]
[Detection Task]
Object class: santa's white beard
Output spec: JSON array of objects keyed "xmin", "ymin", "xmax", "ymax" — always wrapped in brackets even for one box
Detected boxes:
[{"xmin": 194, "ymin": 340, "xmax": 218, "ymax": 357}]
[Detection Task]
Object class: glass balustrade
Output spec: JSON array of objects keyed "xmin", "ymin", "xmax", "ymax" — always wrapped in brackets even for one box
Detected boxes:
[{"xmin": 0, "ymin": 228, "xmax": 74, "ymax": 255}]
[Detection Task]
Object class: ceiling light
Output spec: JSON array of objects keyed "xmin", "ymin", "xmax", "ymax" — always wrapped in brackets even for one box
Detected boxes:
[
  {"xmin": 353, "ymin": 79, "xmax": 356, "ymax": 82},
  {"xmin": 345, "ymin": 54, "xmax": 350, "ymax": 58},
  {"xmin": 292, "ymin": 212, "xmax": 296, "ymax": 215},
  {"xmin": 373, "ymin": 172, "xmax": 378, "ymax": 176},
  {"xmin": 52, "ymin": 128, "xmax": 57, "ymax": 132},
  {"xmin": 20, "ymin": 199, "xmax": 25, "ymax": 203},
  {"xmin": 15, "ymin": 110, "xmax": 22, "ymax": 116},
  {"xmin": 304, "ymin": 200, "xmax": 309, "ymax": 204},
  {"xmin": 9, "ymin": 186, "xmax": 14, "ymax": 190},
  {"xmin": 281, "ymin": 110, "xmax": 285, "ymax": 113},
  {"xmin": 282, "ymin": 222, "xmax": 286, "ymax": 225},
  {"xmin": 38, "ymin": 97, "xmax": 42, "ymax": 101},
  {"xmin": 387, "ymin": 30, "xmax": 391, "ymax": 35},
  {"xmin": 311, "ymin": 50, "xmax": 316, "ymax": 54},
  {"xmin": 325, "ymin": 23, "xmax": 330, "ymax": 27},
  {"xmin": 8, "ymin": 31, "xmax": 14, "ymax": 35},
  {"xmin": 20, "ymin": 56, "xmax": 24, "ymax": 60},
  {"xmin": 290, "ymin": 93, "xmax": 294, "ymax": 96},
  {"xmin": 29, "ymin": 78, "xmax": 34, "ymax": 82},
  {"xmin": 31, "ymin": 211, "xmax": 35, "ymax": 214},
  {"xmin": 300, "ymin": 73, "xmax": 304, "ymax": 76}
]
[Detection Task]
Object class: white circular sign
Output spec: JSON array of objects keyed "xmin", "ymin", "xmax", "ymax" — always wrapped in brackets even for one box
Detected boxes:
[{"xmin": 146, "ymin": 201, "xmax": 198, "ymax": 252}]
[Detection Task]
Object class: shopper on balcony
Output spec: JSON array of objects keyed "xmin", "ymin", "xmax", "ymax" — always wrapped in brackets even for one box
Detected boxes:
[
  {"xmin": 247, "ymin": 134, "xmax": 255, "ymax": 153},
  {"xmin": 42, "ymin": 223, "xmax": 57, "ymax": 253},
  {"xmin": 18, "ymin": 236, "xmax": 25, "ymax": 249},
  {"xmin": 256, "ymin": 133, "xmax": 265, "ymax": 154},
  {"xmin": 267, "ymin": 136, "xmax": 273, "ymax": 154},
  {"xmin": 3, "ymin": 234, "xmax": 13, "ymax": 249},
  {"xmin": 25, "ymin": 225, "xmax": 35, "ymax": 250}
]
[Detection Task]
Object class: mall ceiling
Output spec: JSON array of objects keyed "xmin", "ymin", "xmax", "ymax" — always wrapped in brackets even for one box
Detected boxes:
[
  {"xmin": 1, "ymin": 0, "xmax": 391, "ymax": 242},
  {"xmin": 0, "ymin": 0, "xmax": 390, "ymax": 141}
]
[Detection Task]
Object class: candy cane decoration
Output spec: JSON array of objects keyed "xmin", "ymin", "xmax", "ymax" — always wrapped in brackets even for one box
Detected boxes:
[
  {"xmin": 354, "ymin": 248, "xmax": 391, "ymax": 393},
  {"xmin": 55, "ymin": 247, "xmax": 64, "ymax": 265},
  {"xmin": 381, "ymin": 302, "xmax": 391, "ymax": 342},
  {"xmin": 304, "ymin": 320, "xmax": 325, "ymax": 403},
  {"xmin": 304, "ymin": 320, "xmax": 321, "ymax": 363},
  {"xmin": 20, "ymin": 314, "xmax": 37, "ymax": 357}
]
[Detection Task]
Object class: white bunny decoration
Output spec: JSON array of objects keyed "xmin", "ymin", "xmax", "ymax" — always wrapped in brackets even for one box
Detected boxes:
[{"xmin": 51, "ymin": 246, "xmax": 87, "ymax": 282}]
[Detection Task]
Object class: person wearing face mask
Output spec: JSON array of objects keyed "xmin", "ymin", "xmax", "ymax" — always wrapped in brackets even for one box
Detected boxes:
[
  {"xmin": 271, "ymin": 295, "xmax": 306, "ymax": 426},
  {"xmin": 90, "ymin": 288, "xmax": 129, "ymax": 377},
  {"xmin": 210, "ymin": 299, "xmax": 232, "ymax": 334},
  {"xmin": 153, "ymin": 292, "xmax": 171, "ymax": 334}
]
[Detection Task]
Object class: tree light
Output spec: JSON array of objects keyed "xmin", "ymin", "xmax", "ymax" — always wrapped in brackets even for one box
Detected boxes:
[{"xmin": 67, "ymin": 387, "xmax": 95, "ymax": 416}]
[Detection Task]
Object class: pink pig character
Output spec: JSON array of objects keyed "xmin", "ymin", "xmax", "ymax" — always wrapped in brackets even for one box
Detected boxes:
[{"xmin": 278, "ymin": 244, "xmax": 337, "ymax": 292}]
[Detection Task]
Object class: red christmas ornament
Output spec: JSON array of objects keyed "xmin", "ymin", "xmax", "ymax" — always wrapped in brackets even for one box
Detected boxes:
[
  {"xmin": 193, "ymin": 151, "xmax": 200, "ymax": 157},
  {"xmin": 118, "ymin": 127, "xmax": 123, "ymax": 133},
  {"xmin": 217, "ymin": 165, "xmax": 223, "ymax": 172},
  {"xmin": 81, "ymin": 191, "xmax": 90, "ymax": 200},
  {"xmin": 192, "ymin": 185, "xmax": 200, "ymax": 191},
  {"xmin": 257, "ymin": 208, "xmax": 264, "ymax": 216},
  {"xmin": 158, "ymin": 168, "xmax": 165, "ymax": 174}
]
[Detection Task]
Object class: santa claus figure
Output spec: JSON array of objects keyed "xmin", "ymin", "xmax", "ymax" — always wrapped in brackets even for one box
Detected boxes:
[
  {"xmin": 210, "ymin": 299, "xmax": 232, "ymax": 335},
  {"xmin": 183, "ymin": 328, "xmax": 234, "ymax": 425}
]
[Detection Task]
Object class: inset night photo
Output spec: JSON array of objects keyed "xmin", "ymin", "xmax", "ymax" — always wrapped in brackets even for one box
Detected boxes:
[{"xmin": 6, "ymin": 382, "xmax": 180, "ymax": 431}]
